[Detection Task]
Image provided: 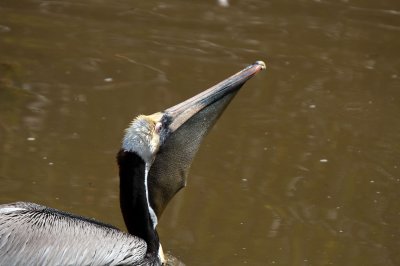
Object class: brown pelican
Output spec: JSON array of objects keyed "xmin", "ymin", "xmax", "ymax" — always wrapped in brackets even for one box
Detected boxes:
[{"xmin": 0, "ymin": 61, "xmax": 266, "ymax": 265}]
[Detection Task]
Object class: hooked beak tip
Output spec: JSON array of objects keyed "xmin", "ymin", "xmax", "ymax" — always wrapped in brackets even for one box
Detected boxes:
[{"xmin": 255, "ymin": 60, "xmax": 266, "ymax": 70}]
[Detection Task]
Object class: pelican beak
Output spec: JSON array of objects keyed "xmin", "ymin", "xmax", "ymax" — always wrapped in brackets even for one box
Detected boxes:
[
  {"xmin": 148, "ymin": 61, "xmax": 266, "ymax": 218},
  {"xmin": 164, "ymin": 61, "xmax": 266, "ymax": 133}
]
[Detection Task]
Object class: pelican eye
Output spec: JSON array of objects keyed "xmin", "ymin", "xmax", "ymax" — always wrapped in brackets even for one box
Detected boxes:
[{"xmin": 155, "ymin": 122, "xmax": 162, "ymax": 134}]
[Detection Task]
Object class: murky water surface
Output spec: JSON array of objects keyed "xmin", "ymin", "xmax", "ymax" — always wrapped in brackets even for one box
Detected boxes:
[{"xmin": 1, "ymin": 0, "xmax": 399, "ymax": 265}]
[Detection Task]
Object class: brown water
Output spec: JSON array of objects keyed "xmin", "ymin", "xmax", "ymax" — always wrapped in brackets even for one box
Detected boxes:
[{"xmin": 1, "ymin": 0, "xmax": 399, "ymax": 265}]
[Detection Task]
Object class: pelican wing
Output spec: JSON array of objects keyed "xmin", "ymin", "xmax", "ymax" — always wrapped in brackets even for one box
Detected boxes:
[{"xmin": 0, "ymin": 202, "xmax": 157, "ymax": 266}]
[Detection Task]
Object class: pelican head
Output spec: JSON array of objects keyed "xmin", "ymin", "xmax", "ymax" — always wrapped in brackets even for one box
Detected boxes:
[{"xmin": 120, "ymin": 61, "xmax": 266, "ymax": 223}]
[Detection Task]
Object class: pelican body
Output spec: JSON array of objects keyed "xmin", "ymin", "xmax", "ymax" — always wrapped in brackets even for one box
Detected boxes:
[{"xmin": 0, "ymin": 61, "xmax": 265, "ymax": 265}]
